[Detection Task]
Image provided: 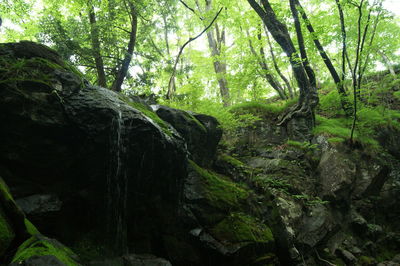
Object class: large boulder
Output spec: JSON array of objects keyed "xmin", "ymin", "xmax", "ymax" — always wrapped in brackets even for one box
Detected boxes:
[
  {"xmin": 0, "ymin": 41, "xmax": 188, "ymax": 254},
  {"xmin": 153, "ymin": 105, "xmax": 222, "ymax": 167}
]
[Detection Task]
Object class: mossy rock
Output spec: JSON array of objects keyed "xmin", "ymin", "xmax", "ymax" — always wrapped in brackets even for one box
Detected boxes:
[
  {"xmin": 0, "ymin": 205, "xmax": 15, "ymax": 257},
  {"xmin": 12, "ymin": 235, "xmax": 81, "ymax": 265},
  {"xmin": 188, "ymin": 160, "xmax": 250, "ymax": 211},
  {"xmin": 210, "ymin": 212, "xmax": 274, "ymax": 244}
]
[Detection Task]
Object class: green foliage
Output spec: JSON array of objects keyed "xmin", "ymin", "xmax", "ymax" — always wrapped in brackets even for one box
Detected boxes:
[
  {"xmin": 166, "ymin": 98, "xmax": 261, "ymax": 133},
  {"xmin": 318, "ymin": 90, "xmax": 348, "ymax": 117},
  {"xmin": 229, "ymin": 98, "xmax": 298, "ymax": 117},
  {"xmin": 285, "ymin": 140, "xmax": 317, "ymax": 150},
  {"xmin": 394, "ymin": 90, "xmax": 400, "ymax": 100}
]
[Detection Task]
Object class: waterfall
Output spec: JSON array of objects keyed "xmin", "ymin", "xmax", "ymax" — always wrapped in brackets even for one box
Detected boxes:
[{"xmin": 106, "ymin": 107, "xmax": 128, "ymax": 255}]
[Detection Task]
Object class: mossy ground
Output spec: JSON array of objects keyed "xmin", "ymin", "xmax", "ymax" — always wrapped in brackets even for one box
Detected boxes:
[{"xmin": 229, "ymin": 98, "xmax": 298, "ymax": 118}]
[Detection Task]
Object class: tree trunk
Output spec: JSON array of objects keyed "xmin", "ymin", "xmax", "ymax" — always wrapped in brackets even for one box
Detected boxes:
[
  {"xmin": 247, "ymin": 33, "xmax": 287, "ymax": 99},
  {"xmin": 199, "ymin": 0, "xmax": 230, "ymax": 106},
  {"xmin": 88, "ymin": 3, "xmax": 107, "ymax": 87},
  {"xmin": 162, "ymin": 13, "xmax": 177, "ymax": 95},
  {"xmin": 248, "ymin": 0, "xmax": 318, "ymax": 140},
  {"xmin": 111, "ymin": 1, "xmax": 138, "ymax": 92},
  {"xmin": 289, "ymin": 0, "xmax": 316, "ymax": 87},
  {"xmin": 264, "ymin": 27, "xmax": 294, "ymax": 98},
  {"xmin": 295, "ymin": 0, "xmax": 351, "ymax": 115},
  {"xmin": 379, "ymin": 50, "xmax": 396, "ymax": 77}
]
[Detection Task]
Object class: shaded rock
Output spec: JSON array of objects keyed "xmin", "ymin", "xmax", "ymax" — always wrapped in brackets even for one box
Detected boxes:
[
  {"xmin": 317, "ymin": 149, "xmax": 356, "ymax": 202},
  {"xmin": 8, "ymin": 255, "xmax": 67, "ymax": 266},
  {"xmin": 154, "ymin": 105, "xmax": 221, "ymax": 167},
  {"xmin": 0, "ymin": 42, "xmax": 188, "ymax": 255},
  {"xmin": 16, "ymin": 194, "xmax": 62, "ymax": 215},
  {"xmin": 336, "ymin": 248, "xmax": 357, "ymax": 265},
  {"xmin": 296, "ymin": 205, "xmax": 335, "ymax": 247},
  {"xmin": 123, "ymin": 254, "xmax": 172, "ymax": 266}
]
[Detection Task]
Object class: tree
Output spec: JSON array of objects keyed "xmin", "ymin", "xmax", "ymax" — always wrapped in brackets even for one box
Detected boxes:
[
  {"xmin": 36, "ymin": 0, "xmax": 140, "ymax": 91},
  {"xmin": 194, "ymin": 0, "xmax": 231, "ymax": 106},
  {"xmin": 247, "ymin": 0, "xmax": 319, "ymax": 138}
]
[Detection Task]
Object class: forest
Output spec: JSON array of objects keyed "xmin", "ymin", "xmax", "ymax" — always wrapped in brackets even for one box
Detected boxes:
[
  {"xmin": 0, "ymin": 0, "xmax": 400, "ymax": 265},
  {"xmin": 1, "ymin": 0, "xmax": 399, "ymax": 137}
]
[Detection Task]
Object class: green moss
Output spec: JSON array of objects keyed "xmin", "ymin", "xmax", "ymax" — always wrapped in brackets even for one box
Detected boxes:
[
  {"xmin": 189, "ymin": 160, "xmax": 249, "ymax": 210},
  {"xmin": 0, "ymin": 206, "xmax": 15, "ymax": 256},
  {"xmin": 220, "ymin": 154, "xmax": 246, "ymax": 168},
  {"xmin": 229, "ymin": 98, "xmax": 297, "ymax": 117},
  {"xmin": 211, "ymin": 212, "xmax": 274, "ymax": 243},
  {"xmin": 327, "ymin": 137, "xmax": 345, "ymax": 144},
  {"xmin": 0, "ymin": 57, "xmax": 62, "ymax": 86},
  {"xmin": 358, "ymin": 255, "xmax": 375, "ymax": 265},
  {"xmin": 12, "ymin": 236, "xmax": 79, "ymax": 265},
  {"xmin": 121, "ymin": 97, "xmax": 174, "ymax": 137},
  {"xmin": 285, "ymin": 140, "xmax": 317, "ymax": 150},
  {"xmin": 25, "ymin": 218, "xmax": 40, "ymax": 235},
  {"xmin": 182, "ymin": 112, "xmax": 208, "ymax": 132},
  {"xmin": 375, "ymin": 247, "xmax": 397, "ymax": 262}
]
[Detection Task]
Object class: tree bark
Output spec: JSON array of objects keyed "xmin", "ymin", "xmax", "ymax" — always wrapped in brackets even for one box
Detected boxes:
[
  {"xmin": 379, "ymin": 50, "xmax": 396, "ymax": 77},
  {"xmin": 289, "ymin": 0, "xmax": 316, "ymax": 88},
  {"xmin": 111, "ymin": 1, "xmax": 138, "ymax": 92},
  {"xmin": 247, "ymin": 31, "xmax": 287, "ymax": 99},
  {"xmin": 264, "ymin": 27, "xmax": 294, "ymax": 98},
  {"xmin": 295, "ymin": 0, "xmax": 351, "ymax": 114},
  {"xmin": 88, "ymin": 3, "xmax": 107, "ymax": 87},
  {"xmin": 248, "ymin": 0, "xmax": 318, "ymax": 136},
  {"xmin": 247, "ymin": 0, "xmax": 319, "ymax": 141},
  {"xmin": 167, "ymin": 7, "xmax": 223, "ymax": 99},
  {"xmin": 198, "ymin": 0, "xmax": 230, "ymax": 106}
]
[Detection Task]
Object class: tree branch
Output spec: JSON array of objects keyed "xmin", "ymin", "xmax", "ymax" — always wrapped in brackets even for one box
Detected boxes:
[{"xmin": 167, "ymin": 7, "xmax": 223, "ymax": 99}]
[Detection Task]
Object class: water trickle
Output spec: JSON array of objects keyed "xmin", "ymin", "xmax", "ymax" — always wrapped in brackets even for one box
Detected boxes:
[{"xmin": 106, "ymin": 107, "xmax": 128, "ymax": 255}]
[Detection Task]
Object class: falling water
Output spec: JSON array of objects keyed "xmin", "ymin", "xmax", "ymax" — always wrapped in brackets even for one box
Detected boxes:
[{"xmin": 106, "ymin": 107, "xmax": 128, "ymax": 255}]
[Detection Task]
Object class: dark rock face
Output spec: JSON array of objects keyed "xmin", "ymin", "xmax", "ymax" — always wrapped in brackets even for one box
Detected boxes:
[
  {"xmin": 219, "ymin": 126, "xmax": 400, "ymax": 265},
  {"xmin": 0, "ymin": 42, "xmax": 188, "ymax": 254},
  {"xmin": 8, "ymin": 255, "xmax": 68, "ymax": 266},
  {"xmin": 154, "ymin": 105, "xmax": 222, "ymax": 167}
]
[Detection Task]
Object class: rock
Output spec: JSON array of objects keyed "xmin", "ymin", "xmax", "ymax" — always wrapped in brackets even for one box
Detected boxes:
[
  {"xmin": 154, "ymin": 105, "xmax": 222, "ymax": 167},
  {"xmin": 296, "ymin": 204, "xmax": 335, "ymax": 248},
  {"xmin": 88, "ymin": 254, "xmax": 172, "ymax": 266},
  {"xmin": 16, "ymin": 194, "xmax": 62, "ymax": 215},
  {"xmin": 0, "ymin": 42, "xmax": 188, "ymax": 253},
  {"xmin": 336, "ymin": 249, "xmax": 357, "ymax": 265},
  {"xmin": 123, "ymin": 254, "xmax": 172, "ymax": 266},
  {"xmin": 8, "ymin": 255, "xmax": 67, "ymax": 266},
  {"xmin": 317, "ymin": 149, "xmax": 356, "ymax": 202}
]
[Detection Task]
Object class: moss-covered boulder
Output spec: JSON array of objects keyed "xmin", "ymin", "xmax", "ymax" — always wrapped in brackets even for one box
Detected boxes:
[
  {"xmin": 183, "ymin": 160, "xmax": 277, "ymax": 265},
  {"xmin": 0, "ymin": 41, "xmax": 188, "ymax": 255}
]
